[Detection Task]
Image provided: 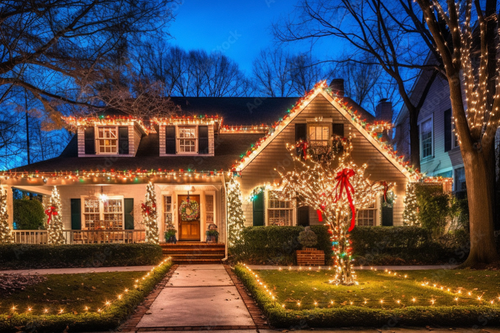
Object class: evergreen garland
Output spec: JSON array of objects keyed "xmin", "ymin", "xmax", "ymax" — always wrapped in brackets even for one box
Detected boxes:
[
  {"xmin": 226, "ymin": 178, "xmax": 246, "ymax": 247},
  {"xmin": 0, "ymin": 187, "xmax": 13, "ymax": 243},
  {"xmin": 142, "ymin": 182, "xmax": 159, "ymax": 244},
  {"xmin": 47, "ymin": 186, "xmax": 65, "ymax": 245}
]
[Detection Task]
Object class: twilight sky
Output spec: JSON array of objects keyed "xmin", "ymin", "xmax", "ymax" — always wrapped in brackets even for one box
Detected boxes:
[{"xmin": 167, "ymin": 0, "xmax": 338, "ymax": 75}]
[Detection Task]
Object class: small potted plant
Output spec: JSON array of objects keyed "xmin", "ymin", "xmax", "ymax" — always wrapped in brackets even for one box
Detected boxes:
[
  {"xmin": 296, "ymin": 227, "xmax": 325, "ymax": 266},
  {"xmin": 206, "ymin": 229, "xmax": 219, "ymax": 243},
  {"xmin": 164, "ymin": 224, "xmax": 177, "ymax": 244}
]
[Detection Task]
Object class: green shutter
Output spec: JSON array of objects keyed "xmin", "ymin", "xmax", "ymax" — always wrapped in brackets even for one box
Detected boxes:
[
  {"xmin": 124, "ymin": 198, "xmax": 134, "ymax": 229},
  {"xmin": 71, "ymin": 199, "xmax": 81, "ymax": 230},
  {"xmin": 253, "ymin": 192, "xmax": 264, "ymax": 226},
  {"xmin": 381, "ymin": 205, "xmax": 393, "ymax": 226}
]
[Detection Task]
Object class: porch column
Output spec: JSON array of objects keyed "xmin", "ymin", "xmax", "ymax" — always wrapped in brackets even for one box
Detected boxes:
[{"xmin": 4, "ymin": 185, "xmax": 14, "ymax": 229}]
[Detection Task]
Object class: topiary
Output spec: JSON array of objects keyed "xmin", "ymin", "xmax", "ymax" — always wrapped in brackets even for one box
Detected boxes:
[
  {"xmin": 13, "ymin": 198, "xmax": 46, "ymax": 230},
  {"xmin": 298, "ymin": 226, "xmax": 318, "ymax": 248}
]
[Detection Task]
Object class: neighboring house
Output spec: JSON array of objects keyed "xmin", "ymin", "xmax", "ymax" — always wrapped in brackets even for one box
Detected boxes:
[{"xmin": 1, "ymin": 80, "xmax": 425, "ymax": 246}]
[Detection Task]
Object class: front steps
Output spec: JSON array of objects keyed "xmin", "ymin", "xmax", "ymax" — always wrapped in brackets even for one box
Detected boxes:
[{"xmin": 161, "ymin": 243, "xmax": 225, "ymax": 264}]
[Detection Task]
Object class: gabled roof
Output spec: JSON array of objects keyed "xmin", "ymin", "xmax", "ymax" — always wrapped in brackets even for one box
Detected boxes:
[{"xmin": 233, "ymin": 81, "xmax": 419, "ymax": 181}]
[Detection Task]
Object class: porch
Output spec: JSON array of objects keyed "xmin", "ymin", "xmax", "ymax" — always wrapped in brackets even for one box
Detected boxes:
[{"xmin": 12, "ymin": 229, "xmax": 146, "ymax": 244}]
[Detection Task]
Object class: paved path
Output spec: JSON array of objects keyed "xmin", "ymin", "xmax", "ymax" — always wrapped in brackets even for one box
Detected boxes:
[
  {"xmin": 136, "ymin": 264, "xmax": 255, "ymax": 330},
  {"xmin": 0, "ymin": 265, "xmax": 155, "ymax": 275},
  {"xmin": 248, "ymin": 264, "xmax": 459, "ymax": 271}
]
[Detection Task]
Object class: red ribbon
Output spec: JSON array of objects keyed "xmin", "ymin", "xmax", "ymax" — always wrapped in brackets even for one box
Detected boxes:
[
  {"xmin": 316, "ymin": 204, "xmax": 326, "ymax": 222},
  {"xmin": 296, "ymin": 141, "xmax": 308, "ymax": 159},
  {"xmin": 381, "ymin": 181, "xmax": 389, "ymax": 203},
  {"xmin": 45, "ymin": 206, "xmax": 58, "ymax": 224},
  {"xmin": 141, "ymin": 203, "xmax": 151, "ymax": 216},
  {"xmin": 333, "ymin": 168, "xmax": 356, "ymax": 232}
]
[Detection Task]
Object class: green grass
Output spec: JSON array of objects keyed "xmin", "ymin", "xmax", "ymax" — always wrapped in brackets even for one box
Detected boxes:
[
  {"xmin": 0, "ymin": 271, "xmax": 145, "ymax": 315},
  {"xmin": 255, "ymin": 268, "xmax": 500, "ymax": 310}
]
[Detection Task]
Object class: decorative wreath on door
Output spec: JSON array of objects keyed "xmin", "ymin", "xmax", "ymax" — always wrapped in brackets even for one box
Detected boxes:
[{"xmin": 179, "ymin": 199, "xmax": 200, "ymax": 221}]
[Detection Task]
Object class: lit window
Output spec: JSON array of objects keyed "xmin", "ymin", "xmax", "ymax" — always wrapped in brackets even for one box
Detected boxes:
[
  {"xmin": 83, "ymin": 198, "xmax": 123, "ymax": 229},
  {"xmin": 97, "ymin": 127, "xmax": 118, "ymax": 154},
  {"xmin": 178, "ymin": 127, "xmax": 197, "ymax": 153},
  {"xmin": 309, "ymin": 125, "xmax": 330, "ymax": 146},
  {"xmin": 420, "ymin": 119, "xmax": 433, "ymax": 158},
  {"xmin": 356, "ymin": 202, "xmax": 376, "ymax": 226},
  {"xmin": 267, "ymin": 192, "xmax": 293, "ymax": 226}
]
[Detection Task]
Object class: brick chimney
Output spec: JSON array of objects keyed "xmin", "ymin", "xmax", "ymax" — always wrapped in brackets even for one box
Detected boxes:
[
  {"xmin": 329, "ymin": 79, "xmax": 345, "ymax": 97},
  {"xmin": 375, "ymin": 98, "xmax": 393, "ymax": 122}
]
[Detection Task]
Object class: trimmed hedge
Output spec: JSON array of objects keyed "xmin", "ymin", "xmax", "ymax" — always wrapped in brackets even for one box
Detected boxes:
[
  {"xmin": 0, "ymin": 259, "xmax": 173, "ymax": 332},
  {"xmin": 13, "ymin": 198, "xmax": 46, "ymax": 230},
  {"xmin": 231, "ymin": 226, "xmax": 332, "ymax": 265},
  {"xmin": 0, "ymin": 243, "xmax": 163, "ymax": 270},
  {"xmin": 234, "ymin": 264, "xmax": 500, "ymax": 328},
  {"xmin": 350, "ymin": 226, "xmax": 463, "ymax": 265}
]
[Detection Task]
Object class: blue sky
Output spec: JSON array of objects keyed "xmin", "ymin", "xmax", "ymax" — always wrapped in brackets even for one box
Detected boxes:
[{"xmin": 167, "ymin": 0, "xmax": 333, "ymax": 75}]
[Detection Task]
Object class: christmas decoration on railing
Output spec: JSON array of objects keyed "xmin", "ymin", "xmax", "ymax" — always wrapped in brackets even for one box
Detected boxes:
[
  {"xmin": 152, "ymin": 114, "xmax": 221, "ymax": 126},
  {"xmin": 220, "ymin": 124, "xmax": 269, "ymax": 133},
  {"xmin": 143, "ymin": 182, "xmax": 159, "ymax": 244},
  {"xmin": 63, "ymin": 115, "xmax": 150, "ymax": 133},
  {"xmin": 275, "ymin": 135, "xmax": 389, "ymax": 285},
  {"xmin": 46, "ymin": 186, "xmax": 65, "ymax": 245},
  {"xmin": 0, "ymin": 168, "xmax": 228, "ymax": 183},
  {"xmin": 241, "ymin": 264, "xmax": 499, "ymax": 309},
  {"xmin": 226, "ymin": 177, "xmax": 246, "ymax": 247},
  {"xmin": 0, "ymin": 187, "xmax": 13, "ymax": 243}
]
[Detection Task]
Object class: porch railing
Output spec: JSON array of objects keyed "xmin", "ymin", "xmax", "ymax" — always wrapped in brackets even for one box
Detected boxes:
[{"xmin": 11, "ymin": 230, "xmax": 146, "ymax": 245}]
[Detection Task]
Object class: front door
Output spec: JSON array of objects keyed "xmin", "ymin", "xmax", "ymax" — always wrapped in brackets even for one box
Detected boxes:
[{"xmin": 178, "ymin": 195, "xmax": 201, "ymax": 241}]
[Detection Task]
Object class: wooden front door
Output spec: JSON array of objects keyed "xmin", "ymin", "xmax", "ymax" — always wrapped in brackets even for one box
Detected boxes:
[{"xmin": 178, "ymin": 195, "xmax": 200, "ymax": 241}]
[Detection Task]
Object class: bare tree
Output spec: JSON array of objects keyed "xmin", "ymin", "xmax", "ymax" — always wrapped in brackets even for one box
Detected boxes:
[
  {"xmin": 273, "ymin": 0, "xmax": 444, "ymax": 169},
  {"xmin": 252, "ymin": 48, "xmax": 295, "ymax": 97},
  {"xmin": 289, "ymin": 52, "xmax": 329, "ymax": 95},
  {"xmin": 0, "ymin": 0, "xmax": 175, "ymax": 125},
  {"xmin": 415, "ymin": 0, "xmax": 499, "ymax": 266}
]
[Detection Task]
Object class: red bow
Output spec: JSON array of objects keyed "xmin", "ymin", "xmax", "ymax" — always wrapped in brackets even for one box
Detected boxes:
[
  {"xmin": 141, "ymin": 203, "xmax": 152, "ymax": 216},
  {"xmin": 296, "ymin": 141, "xmax": 309, "ymax": 159},
  {"xmin": 381, "ymin": 181, "xmax": 389, "ymax": 203},
  {"xmin": 333, "ymin": 168, "xmax": 356, "ymax": 232},
  {"xmin": 45, "ymin": 206, "xmax": 58, "ymax": 224},
  {"xmin": 316, "ymin": 204, "xmax": 326, "ymax": 222}
]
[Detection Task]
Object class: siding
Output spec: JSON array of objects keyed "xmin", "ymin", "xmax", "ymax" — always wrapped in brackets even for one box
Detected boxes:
[{"xmin": 240, "ymin": 94, "xmax": 409, "ymax": 227}]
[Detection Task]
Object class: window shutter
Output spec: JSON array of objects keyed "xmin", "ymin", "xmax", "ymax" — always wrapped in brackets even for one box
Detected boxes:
[
  {"xmin": 84, "ymin": 128, "xmax": 95, "ymax": 155},
  {"xmin": 332, "ymin": 123, "xmax": 344, "ymax": 137},
  {"xmin": 70, "ymin": 199, "xmax": 81, "ymax": 230},
  {"xmin": 198, "ymin": 126, "xmax": 209, "ymax": 154},
  {"xmin": 124, "ymin": 198, "xmax": 134, "ymax": 230},
  {"xmin": 118, "ymin": 127, "xmax": 129, "ymax": 155},
  {"xmin": 381, "ymin": 205, "xmax": 393, "ymax": 226},
  {"xmin": 252, "ymin": 191, "xmax": 264, "ymax": 226},
  {"xmin": 297, "ymin": 206, "xmax": 310, "ymax": 226},
  {"xmin": 165, "ymin": 126, "xmax": 176, "ymax": 154},
  {"xmin": 295, "ymin": 123, "xmax": 307, "ymax": 142},
  {"xmin": 444, "ymin": 109, "xmax": 452, "ymax": 152}
]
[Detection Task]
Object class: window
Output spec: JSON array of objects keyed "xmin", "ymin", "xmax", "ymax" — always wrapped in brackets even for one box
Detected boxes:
[
  {"xmin": 206, "ymin": 195, "xmax": 214, "ymax": 224},
  {"xmin": 267, "ymin": 192, "xmax": 293, "ymax": 226},
  {"xmin": 309, "ymin": 125, "xmax": 330, "ymax": 146},
  {"xmin": 83, "ymin": 198, "xmax": 123, "ymax": 229},
  {"xmin": 164, "ymin": 196, "xmax": 173, "ymax": 226},
  {"xmin": 97, "ymin": 127, "xmax": 118, "ymax": 154},
  {"xmin": 356, "ymin": 202, "xmax": 377, "ymax": 226},
  {"xmin": 178, "ymin": 127, "xmax": 197, "ymax": 153},
  {"xmin": 455, "ymin": 167, "xmax": 466, "ymax": 192},
  {"xmin": 420, "ymin": 118, "xmax": 433, "ymax": 159}
]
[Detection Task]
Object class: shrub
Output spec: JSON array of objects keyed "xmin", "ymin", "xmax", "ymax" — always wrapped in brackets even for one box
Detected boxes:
[
  {"xmin": 13, "ymin": 198, "xmax": 46, "ymax": 230},
  {"xmin": 0, "ymin": 243, "xmax": 163, "ymax": 270},
  {"xmin": 415, "ymin": 184, "xmax": 449, "ymax": 237},
  {"xmin": 231, "ymin": 225, "xmax": 332, "ymax": 265},
  {"xmin": 298, "ymin": 226, "xmax": 317, "ymax": 248}
]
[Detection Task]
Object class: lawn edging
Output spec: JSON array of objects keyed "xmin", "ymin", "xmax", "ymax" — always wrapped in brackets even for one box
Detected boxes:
[
  {"xmin": 234, "ymin": 264, "xmax": 500, "ymax": 328},
  {"xmin": 0, "ymin": 258, "xmax": 173, "ymax": 333}
]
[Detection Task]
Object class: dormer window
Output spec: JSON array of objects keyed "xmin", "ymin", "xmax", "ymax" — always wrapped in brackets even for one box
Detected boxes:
[
  {"xmin": 178, "ymin": 127, "xmax": 197, "ymax": 153},
  {"xmin": 97, "ymin": 127, "xmax": 118, "ymax": 154},
  {"xmin": 163, "ymin": 124, "xmax": 211, "ymax": 156},
  {"xmin": 309, "ymin": 124, "xmax": 330, "ymax": 147}
]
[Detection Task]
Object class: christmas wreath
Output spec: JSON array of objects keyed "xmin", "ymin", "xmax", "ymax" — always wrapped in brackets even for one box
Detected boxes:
[{"xmin": 179, "ymin": 199, "xmax": 200, "ymax": 221}]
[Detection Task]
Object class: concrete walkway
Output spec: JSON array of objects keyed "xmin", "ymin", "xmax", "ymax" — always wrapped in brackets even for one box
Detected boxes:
[
  {"xmin": 0, "ymin": 265, "xmax": 155, "ymax": 275},
  {"xmin": 248, "ymin": 264, "xmax": 459, "ymax": 271},
  {"xmin": 136, "ymin": 264, "xmax": 254, "ymax": 329}
]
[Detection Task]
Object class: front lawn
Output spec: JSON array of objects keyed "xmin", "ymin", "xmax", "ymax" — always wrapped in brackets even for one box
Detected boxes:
[
  {"xmin": 0, "ymin": 271, "xmax": 145, "ymax": 315},
  {"xmin": 235, "ymin": 264, "xmax": 500, "ymax": 328}
]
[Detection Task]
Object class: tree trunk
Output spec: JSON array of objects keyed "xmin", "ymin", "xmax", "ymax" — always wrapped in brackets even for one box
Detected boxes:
[
  {"xmin": 461, "ymin": 149, "xmax": 499, "ymax": 266},
  {"xmin": 409, "ymin": 110, "xmax": 420, "ymax": 171}
]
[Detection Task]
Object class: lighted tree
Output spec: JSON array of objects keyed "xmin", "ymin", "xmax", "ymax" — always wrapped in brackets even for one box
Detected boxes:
[
  {"xmin": 46, "ymin": 186, "xmax": 65, "ymax": 245},
  {"xmin": 227, "ymin": 178, "xmax": 246, "ymax": 247},
  {"xmin": 277, "ymin": 138, "xmax": 387, "ymax": 285},
  {"xmin": 142, "ymin": 182, "xmax": 159, "ymax": 244},
  {"xmin": 0, "ymin": 187, "xmax": 13, "ymax": 243},
  {"xmin": 403, "ymin": 183, "xmax": 419, "ymax": 226}
]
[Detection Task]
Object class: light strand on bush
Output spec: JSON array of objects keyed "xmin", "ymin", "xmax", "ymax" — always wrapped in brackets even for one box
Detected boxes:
[
  {"xmin": 142, "ymin": 182, "xmax": 159, "ymax": 244},
  {"xmin": 0, "ymin": 187, "xmax": 13, "ymax": 243},
  {"xmin": 402, "ymin": 182, "xmax": 419, "ymax": 226},
  {"xmin": 46, "ymin": 186, "xmax": 65, "ymax": 245},
  {"xmin": 226, "ymin": 177, "xmax": 246, "ymax": 247}
]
